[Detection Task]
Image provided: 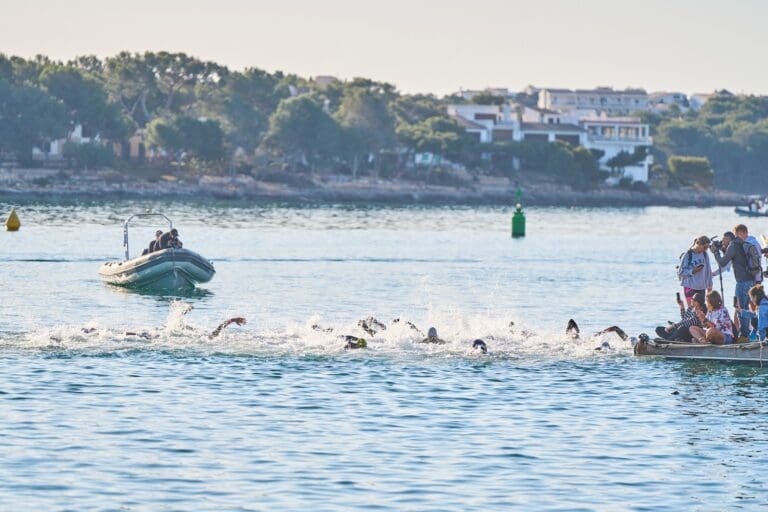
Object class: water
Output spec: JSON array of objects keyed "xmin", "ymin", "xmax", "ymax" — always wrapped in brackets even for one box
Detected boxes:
[{"xmin": 2, "ymin": 201, "xmax": 768, "ymax": 510}]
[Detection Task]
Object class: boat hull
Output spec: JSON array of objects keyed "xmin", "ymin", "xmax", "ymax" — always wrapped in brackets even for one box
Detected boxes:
[
  {"xmin": 634, "ymin": 338, "xmax": 768, "ymax": 364},
  {"xmin": 734, "ymin": 207, "xmax": 768, "ymax": 217},
  {"xmin": 99, "ymin": 248, "xmax": 215, "ymax": 291}
]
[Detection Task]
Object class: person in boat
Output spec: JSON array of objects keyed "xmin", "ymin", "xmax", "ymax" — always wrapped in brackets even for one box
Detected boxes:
[
  {"xmin": 150, "ymin": 230, "xmax": 163, "ymax": 252},
  {"xmin": 421, "ymin": 327, "xmax": 446, "ymax": 344},
  {"xmin": 677, "ymin": 235, "xmax": 713, "ymax": 306},
  {"xmin": 159, "ymin": 228, "xmax": 183, "ymax": 249},
  {"xmin": 655, "ymin": 291, "xmax": 707, "ymax": 342},
  {"xmin": 748, "ymin": 284, "xmax": 768, "ymax": 341},
  {"xmin": 689, "ymin": 290, "xmax": 736, "ymax": 345},
  {"xmin": 712, "ymin": 225, "xmax": 762, "ymax": 337}
]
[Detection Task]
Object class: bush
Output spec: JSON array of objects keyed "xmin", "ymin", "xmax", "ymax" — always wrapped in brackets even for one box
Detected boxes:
[
  {"xmin": 668, "ymin": 155, "xmax": 714, "ymax": 188},
  {"xmin": 64, "ymin": 142, "xmax": 116, "ymax": 170}
]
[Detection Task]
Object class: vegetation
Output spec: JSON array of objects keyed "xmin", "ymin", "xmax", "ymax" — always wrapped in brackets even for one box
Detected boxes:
[
  {"xmin": 667, "ymin": 156, "xmax": 714, "ymax": 188},
  {"xmin": 3, "ymin": 52, "xmax": 768, "ymax": 192}
]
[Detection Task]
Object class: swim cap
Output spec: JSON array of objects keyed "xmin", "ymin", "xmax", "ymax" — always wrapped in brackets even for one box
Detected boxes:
[{"xmin": 428, "ymin": 327, "xmax": 437, "ymax": 337}]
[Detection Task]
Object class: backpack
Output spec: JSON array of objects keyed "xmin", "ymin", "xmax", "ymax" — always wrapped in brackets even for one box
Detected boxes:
[
  {"xmin": 740, "ymin": 241, "xmax": 763, "ymax": 282},
  {"xmin": 676, "ymin": 250, "xmax": 694, "ymax": 282}
]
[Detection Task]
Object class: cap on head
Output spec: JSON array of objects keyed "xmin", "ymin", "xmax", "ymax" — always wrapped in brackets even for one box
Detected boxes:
[
  {"xmin": 428, "ymin": 327, "xmax": 437, "ymax": 338},
  {"xmin": 170, "ymin": 228, "xmax": 179, "ymax": 236}
]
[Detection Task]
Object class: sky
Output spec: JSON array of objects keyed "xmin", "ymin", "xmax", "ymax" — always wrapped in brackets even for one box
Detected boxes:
[{"xmin": 1, "ymin": 0, "xmax": 766, "ymax": 96}]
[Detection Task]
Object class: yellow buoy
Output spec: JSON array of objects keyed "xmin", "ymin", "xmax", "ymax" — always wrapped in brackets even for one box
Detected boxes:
[{"xmin": 5, "ymin": 208, "xmax": 20, "ymax": 231}]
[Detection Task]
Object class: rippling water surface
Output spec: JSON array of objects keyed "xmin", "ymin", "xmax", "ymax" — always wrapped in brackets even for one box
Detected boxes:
[{"xmin": 2, "ymin": 201, "xmax": 768, "ymax": 510}]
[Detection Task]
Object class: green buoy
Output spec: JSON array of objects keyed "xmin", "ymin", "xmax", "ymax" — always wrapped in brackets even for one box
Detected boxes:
[{"xmin": 511, "ymin": 203, "xmax": 526, "ymax": 238}]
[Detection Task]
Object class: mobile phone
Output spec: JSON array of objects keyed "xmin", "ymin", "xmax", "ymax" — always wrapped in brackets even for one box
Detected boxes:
[
  {"xmin": 734, "ymin": 296, "xmax": 739, "ymax": 308},
  {"xmin": 676, "ymin": 292, "xmax": 681, "ymax": 302}
]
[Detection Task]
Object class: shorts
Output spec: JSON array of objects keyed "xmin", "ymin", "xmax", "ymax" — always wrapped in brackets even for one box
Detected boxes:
[{"xmin": 684, "ymin": 287, "xmax": 704, "ymax": 300}]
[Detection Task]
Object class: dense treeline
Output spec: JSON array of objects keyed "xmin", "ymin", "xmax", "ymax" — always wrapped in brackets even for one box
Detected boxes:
[{"xmin": 1, "ymin": 52, "xmax": 768, "ymax": 191}]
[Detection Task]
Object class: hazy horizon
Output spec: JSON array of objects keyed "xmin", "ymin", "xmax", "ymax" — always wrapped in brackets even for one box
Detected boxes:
[{"xmin": 2, "ymin": 0, "xmax": 767, "ymax": 96}]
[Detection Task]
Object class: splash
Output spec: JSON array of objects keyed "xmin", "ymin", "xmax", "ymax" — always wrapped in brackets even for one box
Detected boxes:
[{"xmin": 1, "ymin": 303, "xmax": 636, "ymax": 360}]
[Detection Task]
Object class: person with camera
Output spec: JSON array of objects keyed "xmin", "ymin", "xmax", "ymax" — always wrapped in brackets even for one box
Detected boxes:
[
  {"xmin": 677, "ymin": 235, "xmax": 714, "ymax": 306},
  {"xmin": 712, "ymin": 225, "xmax": 763, "ymax": 337}
]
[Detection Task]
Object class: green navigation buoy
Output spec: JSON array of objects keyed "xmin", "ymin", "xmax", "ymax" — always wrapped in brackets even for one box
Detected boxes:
[{"xmin": 511, "ymin": 203, "xmax": 526, "ymax": 238}]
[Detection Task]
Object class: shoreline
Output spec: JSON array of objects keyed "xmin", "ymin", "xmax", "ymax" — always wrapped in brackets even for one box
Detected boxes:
[{"xmin": 0, "ymin": 169, "xmax": 746, "ymax": 207}]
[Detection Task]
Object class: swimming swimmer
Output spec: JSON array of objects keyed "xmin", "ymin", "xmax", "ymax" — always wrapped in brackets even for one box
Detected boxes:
[
  {"xmin": 421, "ymin": 327, "xmax": 447, "ymax": 344},
  {"xmin": 566, "ymin": 319, "xmax": 580, "ymax": 339},
  {"xmin": 358, "ymin": 316, "xmax": 387, "ymax": 336},
  {"xmin": 340, "ymin": 335, "xmax": 367, "ymax": 350},
  {"xmin": 472, "ymin": 339, "xmax": 488, "ymax": 354}
]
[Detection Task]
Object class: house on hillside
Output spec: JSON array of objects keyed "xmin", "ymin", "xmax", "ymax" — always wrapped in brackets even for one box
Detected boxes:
[
  {"xmin": 32, "ymin": 123, "xmax": 98, "ymax": 162},
  {"xmin": 448, "ymin": 103, "xmax": 653, "ymax": 182},
  {"xmin": 648, "ymin": 91, "xmax": 689, "ymax": 112},
  {"xmin": 538, "ymin": 87, "xmax": 649, "ymax": 115}
]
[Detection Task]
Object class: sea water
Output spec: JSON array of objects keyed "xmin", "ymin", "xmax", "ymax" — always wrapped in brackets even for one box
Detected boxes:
[{"xmin": 1, "ymin": 201, "xmax": 767, "ymax": 510}]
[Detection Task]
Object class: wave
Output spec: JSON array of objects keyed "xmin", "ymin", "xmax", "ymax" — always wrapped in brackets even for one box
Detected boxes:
[{"xmin": 0, "ymin": 302, "xmax": 636, "ymax": 360}]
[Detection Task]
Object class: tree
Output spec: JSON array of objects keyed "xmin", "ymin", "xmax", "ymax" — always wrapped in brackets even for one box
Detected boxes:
[
  {"xmin": 146, "ymin": 115, "xmax": 224, "ymax": 162},
  {"xmin": 668, "ymin": 156, "xmax": 714, "ymax": 188},
  {"xmin": 263, "ymin": 95, "xmax": 340, "ymax": 168},
  {"xmin": 471, "ymin": 93, "xmax": 506, "ymax": 106},
  {"xmin": 41, "ymin": 65, "xmax": 133, "ymax": 140},
  {"xmin": 145, "ymin": 51, "xmax": 224, "ymax": 113},
  {"xmin": 0, "ymin": 79, "xmax": 68, "ymax": 164},
  {"xmin": 335, "ymin": 83, "xmax": 396, "ymax": 175},
  {"xmin": 104, "ymin": 52, "xmax": 161, "ymax": 126}
]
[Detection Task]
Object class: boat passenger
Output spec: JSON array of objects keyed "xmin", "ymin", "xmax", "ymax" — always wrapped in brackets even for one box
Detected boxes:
[
  {"xmin": 149, "ymin": 230, "xmax": 163, "ymax": 252},
  {"xmin": 158, "ymin": 228, "xmax": 183, "ymax": 249},
  {"xmin": 655, "ymin": 291, "xmax": 707, "ymax": 342},
  {"xmin": 748, "ymin": 284, "xmax": 768, "ymax": 340},
  {"xmin": 689, "ymin": 291, "xmax": 735, "ymax": 345},
  {"xmin": 421, "ymin": 327, "xmax": 446, "ymax": 344},
  {"xmin": 710, "ymin": 224, "xmax": 762, "ymax": 310},
  {"xmin": 677, "ymin": 235, "xmax": 713, "ymax": 305}
]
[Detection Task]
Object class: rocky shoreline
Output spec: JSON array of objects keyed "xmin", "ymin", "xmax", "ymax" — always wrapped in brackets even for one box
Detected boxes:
[{"xmin": 0, "ymin": 168, "xmax": 746, "ymax": 207}]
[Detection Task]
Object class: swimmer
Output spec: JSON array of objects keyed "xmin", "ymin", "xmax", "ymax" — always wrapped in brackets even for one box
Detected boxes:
[
  {"xmin": 592, "ymin": 326, "xmax": 629, "ymax": 341},
  {"xmin": 472, "ymin": 339, "xmax": 488, "ymax": 354},
  {"xmin": 421, "ymin": 327, "xmax": 447, "ymax": 344},
  {"xmin": 566, "ymin": 319, "xmax": 580, "ymax": 339},
  {"xmin": 312, "ymin": 324, "xmax": 334, "ymax": 333},
  {"xmin": 209, "ymin": 317, "xmax": 246, "ymax": 339},
  {"xmin": 392, "ymin": 318, "xmax": 424, "ymax": 336},
  {"xmin": 340, "ymin": 335, "xmax": 367, "ymax": 350},
  {"xmin": 358, "ymin": 316, "xmax": 387, "ymax": 336}
]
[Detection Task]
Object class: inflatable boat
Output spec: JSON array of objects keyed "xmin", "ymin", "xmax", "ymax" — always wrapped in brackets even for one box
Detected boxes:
[{"xmin": 99, "ymin": 213, "xmax": 215, "ymax": 291}]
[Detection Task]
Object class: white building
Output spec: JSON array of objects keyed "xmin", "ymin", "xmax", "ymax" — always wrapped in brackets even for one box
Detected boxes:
[
  {"xmin": 448, "ymin": 103, "xmax": 653, "ymax": 182},
  {"xmin": 581, "ymin": 117, "xmax": 653, "ymax": 182},
  {"xmin": 454, "ymin": 87, "xmax": 516, "ymax": 101},
  {"xmin": 32, "ymin": 123, "xmax": 97, "ymax": 161},
  {"xmin": 648, "ymin": 91, "xmax": 689, "ymax": 112},
  {"xmin": 539, "ymin": 87, "xmax": 649, "ymax": 115}
]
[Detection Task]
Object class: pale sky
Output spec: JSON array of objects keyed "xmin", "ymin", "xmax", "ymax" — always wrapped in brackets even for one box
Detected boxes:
[{"xmin": 1, "ymin": 0, "xmax": 766, "ymax": 96}]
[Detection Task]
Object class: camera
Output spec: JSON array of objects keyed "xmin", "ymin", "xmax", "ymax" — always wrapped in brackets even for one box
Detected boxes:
[{"xmin": 711, "ymin": 236, "xmax": 723, "ymax": 251}]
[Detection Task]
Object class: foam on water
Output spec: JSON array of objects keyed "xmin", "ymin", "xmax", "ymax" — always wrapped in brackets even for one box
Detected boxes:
[{"xmin": 3, "ymin": 302, "xmax": 636, "ymax": 360}]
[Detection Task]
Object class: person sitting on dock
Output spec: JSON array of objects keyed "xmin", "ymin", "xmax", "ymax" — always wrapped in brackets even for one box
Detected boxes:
[
  {"xmin": 655, "ymin": 291, "xmax": 707, "ymax": 342},
  {"xmin": 689, "ymin": 290, "xmax": 736, "ymax": 345}
]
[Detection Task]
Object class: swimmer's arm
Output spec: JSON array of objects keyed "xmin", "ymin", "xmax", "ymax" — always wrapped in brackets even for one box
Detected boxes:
[{"xmin": 209, "ymin": 317, "xmax": 247, "ymax": 338}]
